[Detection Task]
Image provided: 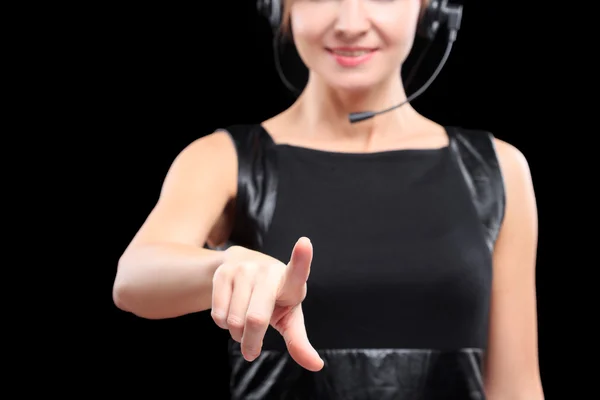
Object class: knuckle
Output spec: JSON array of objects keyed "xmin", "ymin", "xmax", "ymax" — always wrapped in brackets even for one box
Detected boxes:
[
  {"xmin": 226, "ymin": 315, "xmax": 245, "ymax": 330},
  {"xmin": 235, "ymin": 262, "xmax": 257, "ymax": 278},
  {"xmin": 288, "ymin": 283, "xmax": 307, "ymax": 300},
  {"xmin": 211, "ymin": 309, "xmax": 224, "ymax": 321},
  {"xmin": 213, "ymin": 264, "xmax": 230, "ymax": 283},
  {"xmin": 245, "ymin": 313, "xmax": 269, "ymax": 328},
  {"xmin": 211, "ymin": 310, "xmax": 227, "ymax": 328},
  {"xmin": 298, "ymin": 286, "xmax": 307, "ymax": 302}
]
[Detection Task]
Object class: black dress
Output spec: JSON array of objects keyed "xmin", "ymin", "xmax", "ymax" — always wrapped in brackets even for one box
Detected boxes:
[{"xmin": 219, "ymin": 124, "xmax": 505, "ymax": 400}]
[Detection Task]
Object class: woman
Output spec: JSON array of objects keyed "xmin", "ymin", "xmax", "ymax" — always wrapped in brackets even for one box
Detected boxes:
[{"xmin": 113, "ymin": 0, "xmax": 544, "ymax": 398}]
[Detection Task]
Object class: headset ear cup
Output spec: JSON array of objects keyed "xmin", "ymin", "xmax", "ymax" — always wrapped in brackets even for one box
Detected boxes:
[
  {"xmin": 417, "ymin": 0, "xmax": 445, "ymax": 40},
  {"xmin": 257, "ymin": 0, "xmax": 283, "ymax": 31},
  {"xmin": 270, "ymin": 0, "xmax": 283, "ymax": 31}
]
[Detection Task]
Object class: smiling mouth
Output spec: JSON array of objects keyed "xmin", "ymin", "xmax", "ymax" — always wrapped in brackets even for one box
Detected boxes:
[
  {"xmin": 326, "ymin": 48, "xmax": 378, "ymax": 57},
  {"xmin": 325, "ymin": 48, "xmax": 379, "ymax": 67}
]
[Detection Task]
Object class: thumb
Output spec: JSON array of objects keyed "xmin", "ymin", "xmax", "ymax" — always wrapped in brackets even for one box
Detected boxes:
[
  {"xmin": 283, "ymin": 237, "xmax": 313, "ymax": 292},
  {"xmin": 279, "ymin": 305, "xmax": 324, "ymax": 371}
]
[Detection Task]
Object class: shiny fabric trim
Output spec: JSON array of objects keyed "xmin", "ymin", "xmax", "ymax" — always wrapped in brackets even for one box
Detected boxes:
[
  {"xmin": 446, "ymin": 127, "xmax": 506, "ymax": 251},
  {"xmin": 229, "ymin": 342, "xmax": 486, "ymax": 400},
  {"xmin": 222, "ymin": 124, "xmax": 278, "ymax": 250}
]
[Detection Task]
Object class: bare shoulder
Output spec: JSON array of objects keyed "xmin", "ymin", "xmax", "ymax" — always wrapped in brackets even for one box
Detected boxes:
[
  {"xmin": 127, "ymin": 129, "xmax": 239, "ymax": 248},
  {"xmin": 174, "ymin": 130, "xmax": 237, "ymax": 171},
  {"xmin": 163, "ymin": 129, "xmax": 238, "ymax": 199},
  {"xmin": 492, "ymin": 138, "xmax": 534, "ymax": 191},
  {"xmin": 492, "ymin": 138, "xmax": 538, "ymax": 241}
]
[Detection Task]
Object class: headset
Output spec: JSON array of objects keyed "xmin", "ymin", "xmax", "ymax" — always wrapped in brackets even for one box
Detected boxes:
[{"xmin": 257, "ymin": 0, "xmax": 463, "ymax": 123}]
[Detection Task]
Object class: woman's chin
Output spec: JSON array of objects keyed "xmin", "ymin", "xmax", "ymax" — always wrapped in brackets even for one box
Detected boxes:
[{"xmin": 327, "ymin": 78, "xmax": 381, "ymax": 95}]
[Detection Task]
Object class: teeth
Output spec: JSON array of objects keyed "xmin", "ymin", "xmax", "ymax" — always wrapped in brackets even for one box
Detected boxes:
[{"xmin": 333, "ymin": 50, "xmax": 370, "ymax": 57}]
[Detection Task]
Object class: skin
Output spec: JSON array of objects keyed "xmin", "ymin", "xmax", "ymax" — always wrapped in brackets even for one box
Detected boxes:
[{"xmin": 113, "ymin": 0, "xmax": 544, "ymax": 397}]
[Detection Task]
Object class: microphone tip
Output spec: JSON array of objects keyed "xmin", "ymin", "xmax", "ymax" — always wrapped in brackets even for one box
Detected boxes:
[{"xmin": 348, "ymin": 111, "xmax": 375, "ymax": 124}]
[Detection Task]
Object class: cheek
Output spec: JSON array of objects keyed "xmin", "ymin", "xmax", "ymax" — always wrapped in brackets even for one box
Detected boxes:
[
  {"xmin": 290, "ymin": 11, "xmax": 324, "ymax": 43},
  {"xmin": 290, "ymin": 18, "xmax": 325, "ymax": 66},
  {"xmin": 388, "ymin": 25, "xmax": 417, "ymax": 57},
  {"xmin": 377, "ymin": 8, "xmax": 420, "ymax": 44},
  {"xmin": 378, "ymin": 19, "xmax": 420, "ymax": 63}
]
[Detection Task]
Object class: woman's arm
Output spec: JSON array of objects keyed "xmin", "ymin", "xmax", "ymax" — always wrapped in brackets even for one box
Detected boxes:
[
  {"xmin": 112, "ymin": 130, "xmax": 238, "ymax": 319},
  {"xmin": 484, "ymin": 139, "xmax": 545, "ymax": 399}
]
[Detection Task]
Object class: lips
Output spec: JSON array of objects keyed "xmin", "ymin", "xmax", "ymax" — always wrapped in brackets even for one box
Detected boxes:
[
  {"xmin": 326, "ymin": 47, "xmax": 378, "ymax": 67},
  {"xmin": 330, "ymin": 49, "xmax": 373, "ymax": 56},
  {"xmin": 327, "ymin": 47, "xmax": 378, "ymax": 56}
]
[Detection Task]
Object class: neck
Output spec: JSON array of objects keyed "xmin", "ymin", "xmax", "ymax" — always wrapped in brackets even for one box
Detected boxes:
[{"xmin": 289, "ymin": 71, "xmax": 420, "ymax": 140}]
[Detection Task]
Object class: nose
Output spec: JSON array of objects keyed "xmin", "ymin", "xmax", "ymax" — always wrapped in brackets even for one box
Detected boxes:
[{"xmin": 334, "ymin": 0, "xmax": 370, "ymax": 40}]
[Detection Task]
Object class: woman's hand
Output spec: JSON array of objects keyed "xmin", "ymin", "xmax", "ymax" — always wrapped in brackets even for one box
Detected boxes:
[{"xmin": 211, "ymin": 237, "xmax": 324, "ymax": 371}]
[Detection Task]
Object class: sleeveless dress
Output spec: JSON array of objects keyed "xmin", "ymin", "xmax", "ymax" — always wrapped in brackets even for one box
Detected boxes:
[{"xmin": 217, "ymin": 124, "xmax": 505, "ymax": 400}]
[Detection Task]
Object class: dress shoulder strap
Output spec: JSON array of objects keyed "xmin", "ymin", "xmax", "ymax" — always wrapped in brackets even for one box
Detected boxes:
[
  {"xmin": 219, "ymin": 124, "xmax": 278, "ymax": 251},
  {"xmin": 447, "ymin": 126, "xmax": 506, "ymax": 251}
]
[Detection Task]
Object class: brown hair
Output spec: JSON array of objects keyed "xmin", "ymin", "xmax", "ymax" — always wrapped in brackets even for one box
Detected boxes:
[{"xmin": 280, "ymin": 0, "xmax": 431, "ymax": 36}]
